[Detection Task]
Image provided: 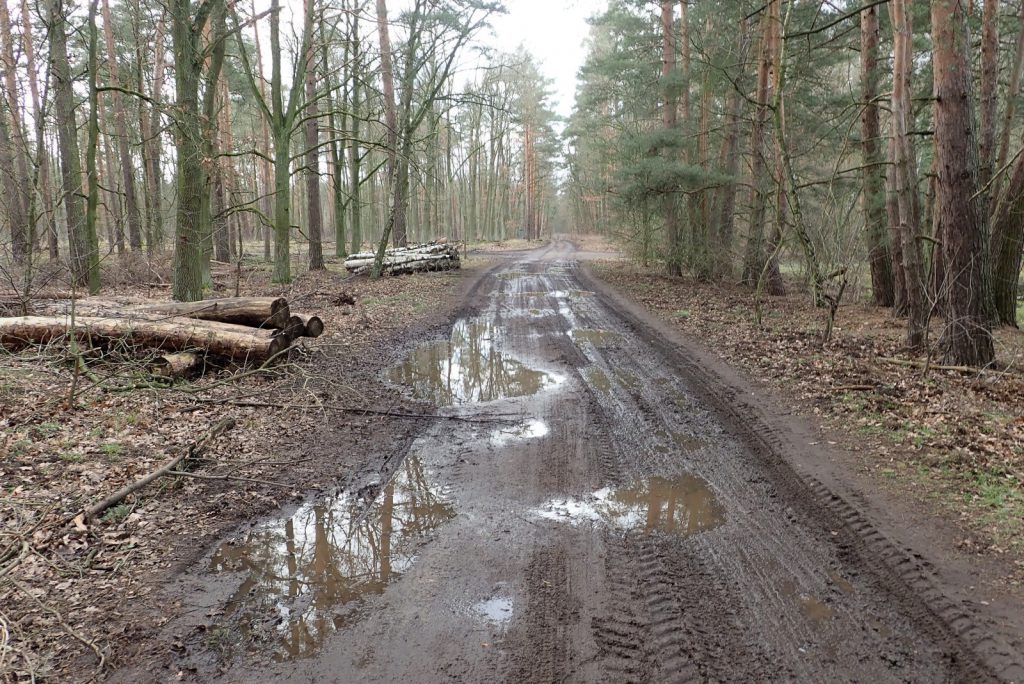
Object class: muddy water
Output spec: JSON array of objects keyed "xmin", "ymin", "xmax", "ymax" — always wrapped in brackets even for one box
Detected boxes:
[
  {"xmin": 174, "ymin": 241, "xmax": 1018, "ymax": 683},
  {"xmin": 536, "ymin": 474, "xmax": 724, "ymax": 536},
  {"xmin": 387, "ymin": 318, "xmax": 560, "ymax": 406},
  {"xmin": 208, "ymin": 455, "xmax": 453, "ymax": 661}
]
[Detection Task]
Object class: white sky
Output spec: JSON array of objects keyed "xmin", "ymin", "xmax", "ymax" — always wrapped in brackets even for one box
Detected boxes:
[{"xmin": 483, "ymin": 0, "xmax": 605, "ymax": 118}]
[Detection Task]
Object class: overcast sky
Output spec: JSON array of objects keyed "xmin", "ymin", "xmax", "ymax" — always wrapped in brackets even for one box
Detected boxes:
[{"xmin": 481, "ymin": 0, "xmax": 604, "ymax": 118}]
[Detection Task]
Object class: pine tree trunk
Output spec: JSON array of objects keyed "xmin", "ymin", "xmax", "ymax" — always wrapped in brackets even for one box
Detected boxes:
[
  {"xmin": 932, "ymin": 0, "xmax": 995, "ymax": 365},
  {"xmin": 743, "ymin": 6, "xmax": 784, "ymax": 295},
  {"xmin": 890, "ymin": 0, "xmax": 929, "ymax": 348},
  {"xmin": 860, "ymin": 3, "xmax": 894, "ymax": 307},
  {"xmin": 661, "ymin": 0, "xmax": 681, "ymax": 276}
]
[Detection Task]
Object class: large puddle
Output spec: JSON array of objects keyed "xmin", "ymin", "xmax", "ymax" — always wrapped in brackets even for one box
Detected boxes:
[
  {"xmin": 209, "ymin": 456, "xmax": 454, "ymax": 661},
  {"xmin": 388, "ymin": 318, "xmax": 561, "ymax": 406},
  {"xmin": 536, "ymin": 474, "xmax": 724, "ymax": 536}
]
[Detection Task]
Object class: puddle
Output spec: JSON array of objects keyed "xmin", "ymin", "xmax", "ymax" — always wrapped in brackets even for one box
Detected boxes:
[
  {"xmin": 570, "ymin": 329, "xmax": 621, "ymax": 347},
  {"xmin": 586, "ymin": 368, "xmax": 612, "ymax": 394},
  {"xmin": 209, "ymin": 456, "xmax": 455, "ymax": 661},
  {"xmin": 490, "ymin": 419, "xmax": 550, "ymax": 447},
  {"xmin": 536, "ymin": 474, "xmax": 724, "ymax": 536},
  {"xmin": 781, "ymin": 580, "xmax": 834, "ymax": 627},
  {"xmin": 388, "ymin": 318, "xmax": 561, "ymax": 406},
  {"xmin": 474, "ymin": 596, "xmax": 514, "ymax": 625}
]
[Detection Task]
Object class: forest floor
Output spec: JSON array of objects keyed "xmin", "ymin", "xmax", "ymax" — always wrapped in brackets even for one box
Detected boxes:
[
  {"xmin": 0, "ymin": 250, "xmax": 497, "ymax": 681},
  {"xmin": 589, "ymin": 252, "xmax": 1024, "ymax": 567},
  {"xmin": 3, "ymin": 239, "xmax": 1023, "ymax": 683}
]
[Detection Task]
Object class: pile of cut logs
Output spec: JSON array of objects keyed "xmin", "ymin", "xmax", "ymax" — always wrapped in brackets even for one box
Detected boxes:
[
  {"xmin": 344, "ymin": 241, "xmax": 460, "ymax": 275},
  {"xmin": 0, "ymin": 297, "xmax": 323, "ymax": 374}
]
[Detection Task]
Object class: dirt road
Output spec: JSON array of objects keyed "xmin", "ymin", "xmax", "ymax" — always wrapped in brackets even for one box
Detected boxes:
[{"xmin": 173, "ymin": 241, "xmax": 1023, "ymax": 682}]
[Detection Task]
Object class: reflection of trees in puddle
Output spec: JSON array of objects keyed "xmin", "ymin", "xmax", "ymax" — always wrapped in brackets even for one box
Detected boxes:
[
  {"xmin": 388, "ymin": 319, "xmax": 558, "ymax": 406},
  {"xmin": 210, "ymin": 456, "xmax": 454, "ymax": 661},
  {"xmin": 538, "ymin": 475, "xmax": 724, "ymax": 537}
]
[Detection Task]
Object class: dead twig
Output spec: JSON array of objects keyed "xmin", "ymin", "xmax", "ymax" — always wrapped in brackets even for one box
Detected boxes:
[
  {"xmin": 9, "ymin": 576, "xmax": 106, "ymax": 676},
  {"xmin": 80, "ymin": 417, "xmax": 236, "ymax": 522}
]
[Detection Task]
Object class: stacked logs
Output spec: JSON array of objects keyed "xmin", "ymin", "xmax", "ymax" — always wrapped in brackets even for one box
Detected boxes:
[
  {"xmin": 344, "ymin": 241, "xmax": 460, "ymax": 275},
  {"xmin": 0, "ymin": 297, "xmax": 324, "ymax": 374}
]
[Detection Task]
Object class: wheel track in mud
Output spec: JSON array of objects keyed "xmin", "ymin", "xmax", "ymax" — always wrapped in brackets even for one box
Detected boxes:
[{"xmin": 574, "ymin": 257, "xmax": 1024, "ymax": 682}]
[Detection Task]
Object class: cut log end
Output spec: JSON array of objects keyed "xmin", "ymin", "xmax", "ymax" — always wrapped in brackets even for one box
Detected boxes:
[{"xmin": 151, "ymin": 351, "xmax": 204, "ymax": 379}]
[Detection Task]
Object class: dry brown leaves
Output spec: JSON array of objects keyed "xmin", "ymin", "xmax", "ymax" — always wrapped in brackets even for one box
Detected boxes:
[{"xmin": 0, "ymin": 256, "xmax": 475, "ymax": 682}]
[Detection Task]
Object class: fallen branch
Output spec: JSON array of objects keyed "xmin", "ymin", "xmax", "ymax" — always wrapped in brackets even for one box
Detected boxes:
[
  {"xmin": 831, "ymin": 384, "xmax": 877, "ymax": 392},
  {"xmin": 82, "ymin": 418, "xmax": 236, "ymax": 521}
]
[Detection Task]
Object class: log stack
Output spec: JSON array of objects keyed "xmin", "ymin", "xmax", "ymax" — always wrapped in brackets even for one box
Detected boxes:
[
  {"xmin": 344, "ymin": 241, "xmax": 460, "ymax": 275},
  {"xmin": 0, "ymin": 297, "xmax": 325, "ymax": 371}
]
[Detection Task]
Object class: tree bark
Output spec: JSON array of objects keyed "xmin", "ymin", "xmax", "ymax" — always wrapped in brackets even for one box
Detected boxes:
[
  {"xmin": 49, "ymin": 0, "xmax": 100, "ymax": 292},
  {"xmin": 20, "ymin": 0, "xmax": 58, "ymax": 261},
  {"xmin": 742, "ymin": 6, "xmax": 784, "ymax": 295},
  {"xmin": 304, "ymin": 2, "xmax": 324, "ymax": 271},
  {"xmin": 661, "ymin": 0, "xmax": 681, "ymax": 276},
  {"xmin": 375, "ymin": 0, "xmax": 402, "ymax": 246},
  {"xmin": 100, "ymin": 0, "xmax": 143, "ymax": 251},
  {"xmin": 860, "ymin": 3, "xmax": 894, "ymax": 307},
  {"xmin": 170, "ymin": 0, "xmax": 226, "ymax": 301},
  {"xmin": 348, "ymin": 14, "xmax": 362, "ymax": 254},
  {"xmin": 0, "ymin": 315, "xmax": 289, "ymax": 361},
  {"xmin": 932, "ymin": 0, "xmax": 995, "ymax": 365},
  {"xmin": 889, "ymin": 0, "xmax": 928, "ymax": 348},
  {"xmin": 0, "ymin": 0, "xmax": 31, "ymax": 262}
]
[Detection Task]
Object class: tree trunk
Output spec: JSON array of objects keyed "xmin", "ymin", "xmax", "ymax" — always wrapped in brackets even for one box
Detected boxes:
[
  {"xmin": 100, "ymin": 0, "xmax": 143, "ymax": 251},
  {"xmin": 889, "ymin": 0, "xmax": 928, "ymax": 348},
  {"xmin": 0, "ymin": 0, "xmax": 31, "ymax": 262},
  {"xmin": 932, "ymin": 0, "xmax": 995, "ymax": 366},
  {"xmin": 860, "ymin": 3, "xmax": 894, "ymax": 307},
  {"xmin": 148, "ymin": 12, "xmax": 167, "ymax": 253},
  {"xmin": 304, "ymin": 11, "xmax": 324, "ymax": 271},
  {"xmin": 991, "ymin": 154, "xmax": 1024, "ymax": 326},
  {"xmin": 743, "ymin": 6, "xmax": 784, "ymax": 295},
  {"xmin": 349, "ymin": 15, "xmax": 362, "ymax": 254},
  {"xmin": 49, "ymin": 0, "xmax": 100, "ymax": 292},
  {"xmin": 0, "ymin": 315, "xmax": 289, "ymax": 362},
  {"xmin": 170, "ymin": 0, "xmax": 225, "ymax": 301},
  {"xmin": 375, "ymin": 0, "xmax": 402, "ymax": 247},
  {"xmin": 661, "ymin": 0, "xmax": 681, "ymax": 276},
  {"xmin": 20, "ymin": 0, "xmax": 58, "ymax": 261},
  {"xmin": 994, "ymin": 5, "xmax": 1024, "ymax": 202}
]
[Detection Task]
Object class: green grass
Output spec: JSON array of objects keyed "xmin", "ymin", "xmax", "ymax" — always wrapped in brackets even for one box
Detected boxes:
[
  {"xmin": 101, "ymin": 504, "xmax": 132, "ymax": 523},
  {"xmin": 101, "ymin": 443, "xmax": 125, "ymax": 458}
]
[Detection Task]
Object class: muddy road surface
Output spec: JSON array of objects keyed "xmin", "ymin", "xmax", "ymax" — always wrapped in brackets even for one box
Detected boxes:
[{"xmin": 168, "ymin": 242, "xmax": 1022, "ymax": 682}]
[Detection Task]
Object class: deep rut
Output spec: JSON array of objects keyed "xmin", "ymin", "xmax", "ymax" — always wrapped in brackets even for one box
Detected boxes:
[{"xmin": 176, "ymin": 241, "xmax": 1021, "ymax": 683}]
